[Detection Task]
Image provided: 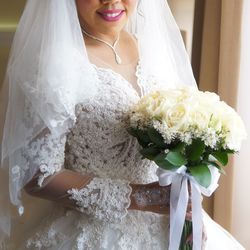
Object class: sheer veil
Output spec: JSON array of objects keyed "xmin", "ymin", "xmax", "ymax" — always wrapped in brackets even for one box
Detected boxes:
[{"xmin": 0, "ymin": 0, "xmax": 196, "ymax": 245}]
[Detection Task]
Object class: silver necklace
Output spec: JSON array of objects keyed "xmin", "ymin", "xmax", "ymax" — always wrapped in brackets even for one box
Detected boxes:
[{"xmin": 81, "ymin": 28, "xmax": 122, "ymax": 65}]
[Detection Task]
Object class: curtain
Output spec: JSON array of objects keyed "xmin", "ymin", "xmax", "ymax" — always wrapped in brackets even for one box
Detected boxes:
[
  {"xmin": 198, "ymin": 0, "xmax": 250, "ymax": 248},
  {"xmin": 231, "ymin": 0, "xmax": 250, "ymax": 247}
]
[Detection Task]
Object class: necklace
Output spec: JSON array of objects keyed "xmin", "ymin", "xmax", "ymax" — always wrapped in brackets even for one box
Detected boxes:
[{"xmin": 81, "ymin": 28, "xmax": 122, "ymax": 65}]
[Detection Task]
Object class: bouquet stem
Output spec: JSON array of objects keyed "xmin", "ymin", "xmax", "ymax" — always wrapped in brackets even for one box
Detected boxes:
[{"xmin": 179, "ymin": 220, "xmax": 193, "ymax": 250}]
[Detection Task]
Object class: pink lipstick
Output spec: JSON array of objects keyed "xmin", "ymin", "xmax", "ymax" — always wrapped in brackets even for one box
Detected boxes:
[{"xmin": 97, "ymin": 9, "xmax": 125, "ymax": 22}]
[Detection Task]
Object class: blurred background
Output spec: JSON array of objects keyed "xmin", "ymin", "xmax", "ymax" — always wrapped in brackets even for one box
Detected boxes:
[{"xmin": 1, "ymin": 0, "xmax": 250, "ymax": 249}]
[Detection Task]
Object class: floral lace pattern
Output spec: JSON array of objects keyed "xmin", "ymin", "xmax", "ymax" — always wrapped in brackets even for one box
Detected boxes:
[
  {"xmin": 22, "ymin": 132, "xmax": 66, "ymax": 187},
  {"xmin": 72, "ymin": 210, "xmax": 169, "ymax": 250},
  {"xmin": 64, "ymin": 64, "xmax": 158, "ymax": 184},
  {"xmin": 26, "ymin": 228, "xmax": 66, "ymax": 250},
  {"xmin": 24, "ymin": 65, "xmax": 167, "ymax": 250},
  {"xmin": 25, "ymin": 208, "xmax": 169, "ymax": 250},
  {"xmin": 68, "ymin": 177, "xmax": 132, "ymax": 223}
]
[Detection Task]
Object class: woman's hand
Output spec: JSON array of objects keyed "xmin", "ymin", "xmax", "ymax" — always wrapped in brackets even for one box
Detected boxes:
[
  {"xmin": 129, "ymin": 182, "xmax": 171, "ymax": 215},
  {"xmin": 185, "ymin": 220, "xmax": 208, "ymax": 249},
  {"xmin": 129, "ymin": 182, "xmax": 192, "ymax": 216},
  {"xmin": 129, "ymin": 182, "xmax": 207, "ymax": 247}
]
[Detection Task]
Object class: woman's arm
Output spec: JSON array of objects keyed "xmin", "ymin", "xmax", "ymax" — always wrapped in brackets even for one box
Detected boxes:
[
  {"xmin": 129, "ymin": 182, "xmax": 170, "ymax": 215},
  {"xmin": 24, "ymin": 169, "xmax": 94, "ymax": 209},
  {"xmin": 24, "ymin": 170, "xmax": 171, "ymax": 215},
  {"xmin": 22, "ymin": 128, "xmax": 171, "ymax": 223}
]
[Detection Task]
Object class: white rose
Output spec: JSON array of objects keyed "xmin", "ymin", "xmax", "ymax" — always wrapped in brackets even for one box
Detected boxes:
[
  {"xmin": 209, "ymin": 116, "xmax": 222, "ymax": 132},
  {"xmin": 222, "ymin": 112, "xmax": 247, "ymax": 150},
  {"xmin": 200, "ymin": 91, "xmax": 220, "ymax": 104},
  {"xmin": 164, "ymin": 103, "xmax": 189, "ymax": 130}
]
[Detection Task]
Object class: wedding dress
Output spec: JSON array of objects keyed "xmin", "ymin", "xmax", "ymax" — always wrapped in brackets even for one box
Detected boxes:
[{"xmin": 13, "ymin": 62, "xmax": 245, "ymax": 250}]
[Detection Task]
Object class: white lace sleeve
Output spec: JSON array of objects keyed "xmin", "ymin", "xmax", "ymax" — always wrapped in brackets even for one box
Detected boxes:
[
  {"xmin": 22, "ymin": 130, "xmax": 133, "ymax": 223},
  {"xmin": 67, "ymin": 177, "xmax": 132, "ymax": 223},
  {"xmin": 22, "ymin": 130, "xmax": 66, "ymax": 187}
]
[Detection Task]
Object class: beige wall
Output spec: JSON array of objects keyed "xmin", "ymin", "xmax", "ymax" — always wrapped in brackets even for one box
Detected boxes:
[
  {"xmin": 0, "ymin": 33, "xmax": 12, "ymax": 85},
  {"xmin": 0, "ymin": 0, "xmax": 26, "ymax": 87},
  {"xmin": 0, "ymin": 0, "xmax": 26, "ymax": 29}
]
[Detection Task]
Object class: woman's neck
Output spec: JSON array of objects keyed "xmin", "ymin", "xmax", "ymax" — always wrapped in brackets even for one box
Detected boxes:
[{"xmin": 81, "ymin": 26, "xmax": 122, "ymax": 45}]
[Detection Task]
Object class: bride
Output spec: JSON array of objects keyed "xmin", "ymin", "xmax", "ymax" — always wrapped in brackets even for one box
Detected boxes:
[{"xmin": 0, "ymin": 0, "xmax": 245, "ymax": 249}]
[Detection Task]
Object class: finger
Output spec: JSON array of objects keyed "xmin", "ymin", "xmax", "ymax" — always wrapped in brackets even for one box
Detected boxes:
[
  {"xmin": 187, "ymin": 202, "xmax": 192, "ymax": 212},
  {"xmin": 200, "ymin": 222, "xmax": 208, "ymax": 249},
  {"xmin": 202, "ymin": 223, "xmax": 208, "ymax": 242},
  {"xmin": 185, "ymin": 211, "xmax": 192, "ymax": 221},
  {"xmin": 186, "ymin": 233, "xmax": 193, "ymax": 244}
]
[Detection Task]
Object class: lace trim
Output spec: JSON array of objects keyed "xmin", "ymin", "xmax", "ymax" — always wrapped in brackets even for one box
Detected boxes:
[
  {"xmin": 91, "ymin": 60, "xmax": 144, "ymax": 98},
  {"xmin": 22, "ymin": 132, "xmax": 66, "ymax": 187},
  {"xmin": 135, "ymin": 60, "xmax": 145, "ymax": 96},
  {"xmin": 67, "ymin": 177, "xmax": 132, "ymax": 223},
  {"xmin": 37, "ymin": 163, "xmax": 62, "ymax": 187}
]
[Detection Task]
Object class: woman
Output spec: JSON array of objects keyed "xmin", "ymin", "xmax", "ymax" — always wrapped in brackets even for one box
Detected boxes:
[{"xmin": 0, "ymin": 0, "xmax": 245, "ymax": 249}]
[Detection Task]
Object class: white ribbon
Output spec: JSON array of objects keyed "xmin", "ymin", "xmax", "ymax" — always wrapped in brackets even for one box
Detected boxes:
[{"xmin": 156, "ymin": 165, "xmax": 220, "ymax": 250}]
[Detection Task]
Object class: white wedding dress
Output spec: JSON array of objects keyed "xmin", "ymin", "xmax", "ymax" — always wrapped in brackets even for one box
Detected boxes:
[{"xmin": 16, "ymin": 63, "xmax": 244, "ymax": 250}]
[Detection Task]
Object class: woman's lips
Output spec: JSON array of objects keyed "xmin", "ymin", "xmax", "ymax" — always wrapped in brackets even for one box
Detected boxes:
[{"xmin": 97, "ymin": 10, "xmax": 125, "ymax": 22}]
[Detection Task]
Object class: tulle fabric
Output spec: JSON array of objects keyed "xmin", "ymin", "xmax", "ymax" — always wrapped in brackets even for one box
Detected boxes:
[
  {"xmin": 1, "ymin": 0, "xmax": 99, "ymax": 206},
  {"xmin": 126, "ymin": 0, "xmax": 196, "ymax": 88}
]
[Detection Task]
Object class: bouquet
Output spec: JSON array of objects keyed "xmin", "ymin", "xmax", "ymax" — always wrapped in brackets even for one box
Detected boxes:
[{"xmin": 127, "ymin": 86, "xmax": 247, "ymax": 250}]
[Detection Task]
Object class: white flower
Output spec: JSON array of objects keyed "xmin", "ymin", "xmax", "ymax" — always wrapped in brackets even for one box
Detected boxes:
[
  {"xmin": 129, "ymin": 86, "xmax": 247, "ymax": 150},
  {"xmin": 164, "ymin": 103, "xmax": 189, "ymax": 130}
]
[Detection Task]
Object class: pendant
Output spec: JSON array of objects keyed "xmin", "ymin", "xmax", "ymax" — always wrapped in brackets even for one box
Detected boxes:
[{"xmin": 115, "ymin": 54, "xmax": 122, "ymax": 65}]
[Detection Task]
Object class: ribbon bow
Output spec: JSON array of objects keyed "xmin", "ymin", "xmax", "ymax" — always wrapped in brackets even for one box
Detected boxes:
[{"xmin": 156, "ymin": 166, "xmax": 220, "ymax": 250}]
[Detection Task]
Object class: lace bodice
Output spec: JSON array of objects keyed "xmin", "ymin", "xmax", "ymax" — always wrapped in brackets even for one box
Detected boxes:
[
  {"xmin": 65, "ymin": 64, "xmax": 157, "ymax": 183},
  {"xmin": 22, "ymin": 63, "xmax": 159, "ymax": 224}
]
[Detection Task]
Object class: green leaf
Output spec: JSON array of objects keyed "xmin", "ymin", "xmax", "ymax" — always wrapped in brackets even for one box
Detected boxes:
[
  {"xmin": 136, "ymin": 129, "xmax": 151, "ymax": 146},
  {"xmin": 166, "ymin": 151, "xmax": 187, "ymax": 167},
  {"xmin": 211, "ymin": 151, "xmax": 228, "ymax": 166},
  {"xmin": 127, "ymin": 128, "xmax": 151, "ymax": 147},
  {"xmin": 180, "ymin": 220, "xmax": 193, "ymax": 249},
  {"xmin": 189, "ymin": 164, "xmax": 212, "ymax": 188},
  {"xmin": 147, "ymin": 127, "xmax": 166, "ymax": 148},
  {"xmin": 203, "ymin": 160, "xmax": 226, "ymax": 174},
  {"xmin": 186, "ymin": 139, "xmax": 205, "ymax": 161},
  {"xmin": 172, "ymin": 142, "xmax": 186, "ymax": 153},
  {"xmin": 154, "ymin": 153, "xmax": 178, "ymax": 170},
  {"xmin": 127, "ymin": 127, "xmax": 138, "ymax": 137},
  {"xmin": 223, "ymin": 149, "xmax": 235, "ymax": 154},
  {"xmin": 140, "ymin": 146, "xmax": 160, "ymax": 160}
]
